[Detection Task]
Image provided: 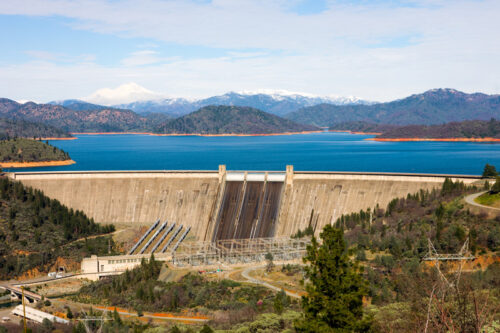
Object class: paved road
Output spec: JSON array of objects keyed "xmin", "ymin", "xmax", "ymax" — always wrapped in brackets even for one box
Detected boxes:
[
  {"xmin": 241, "ymin": 266, "xmax": 302, "ymax": 299},
  {"xmin": 464, "ymin": 191, "xmax": 500, "ymax": 211}
]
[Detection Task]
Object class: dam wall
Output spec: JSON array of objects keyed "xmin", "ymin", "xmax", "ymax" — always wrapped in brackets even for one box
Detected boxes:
[
  {"xmin": 8, "ymin": 167, "xmax": 480, "ymax": 240},
  {"xmin": 276, "ymin": 169, "xmax": 478, "ymax": 237},
  {"xmin": 9, "ymin": 170, "xmax": 223, "ymax": 241}
]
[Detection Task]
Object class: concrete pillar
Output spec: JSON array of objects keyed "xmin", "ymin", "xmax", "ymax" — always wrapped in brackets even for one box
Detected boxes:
[
  {"xmin": 286, "ymin": 165, "xmax": 294, "ymax": 186},
  {"xmin": 218, "ymin": 165, "xmax": 226, "ymax": 183}
]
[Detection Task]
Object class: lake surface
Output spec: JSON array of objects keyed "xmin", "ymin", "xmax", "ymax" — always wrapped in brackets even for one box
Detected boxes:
[{"xmin": 5, "ymin": 132, "xmax": 500, "ymax": 175}]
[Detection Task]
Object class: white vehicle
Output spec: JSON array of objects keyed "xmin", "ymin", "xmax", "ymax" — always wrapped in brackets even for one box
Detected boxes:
[{"xmin": 47, "ymin": 272, "xmax": 56, "ymax": 278}]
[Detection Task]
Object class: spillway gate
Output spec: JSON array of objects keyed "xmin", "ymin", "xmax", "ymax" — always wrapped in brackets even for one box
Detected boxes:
[{"xmin": 211, "ymin": 171, "xmax": 285, "ymax": 242}]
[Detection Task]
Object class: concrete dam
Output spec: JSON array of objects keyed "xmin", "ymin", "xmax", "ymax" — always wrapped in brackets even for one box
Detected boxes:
[{"xmin": 8, "ymin": 166, "xmax": 479, "ymax": 241}]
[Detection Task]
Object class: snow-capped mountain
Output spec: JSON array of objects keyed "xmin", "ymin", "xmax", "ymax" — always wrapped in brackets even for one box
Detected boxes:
[
  {"xmin": 84, "ymin": 83, "xmax": 164, "ymax": 106},
  {"xmin": 51, "ymin": 83, "xmax": 370, "ymax": 117},
  {"xmin": 114, "ymin": 89, "xmax": 370, "ymax": 117}
]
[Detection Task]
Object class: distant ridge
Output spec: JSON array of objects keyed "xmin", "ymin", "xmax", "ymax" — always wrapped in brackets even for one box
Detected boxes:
[
  {"xmin": 286, "ymin": 89, "xmax": 500, "ymax": 127},
  {"xmin": 48, "ymin": 99, "xmax": 109, "ymax": 111},
  {"xmin": 0, "ymin": 98, "xmax": 164, "ymax": 132},
  {"xmin": 156, "ymin": 105, "xmax": 319, "ymax": 135},
  {"xmin": 0, "ymin": 117, "xmax": 71, "ymax": 139},
  {"xmin": 114, "ymin": 90, "xmax": 370, "ymax": 117},
  {"xmin": 376, "ymin": 119, "xmax": 500, "ymax": 139}
]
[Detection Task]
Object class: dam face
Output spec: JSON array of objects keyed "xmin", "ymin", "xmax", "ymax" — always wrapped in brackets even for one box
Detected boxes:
[{"xmin": 9, "ymin": 166, "xmax": 479, "ymax": 241}]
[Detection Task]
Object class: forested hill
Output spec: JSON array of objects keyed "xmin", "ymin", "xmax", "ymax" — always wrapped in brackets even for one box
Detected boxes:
[
  {"xmin": 0, "ymin": 117, "xmax": 71, "ymax": 139},
  {"xmin": 329, "ymin": 121, "xmax": 400, "ymax": 133},
  {"xmin": 286, "ymin": 89, "xmax": 500, "ymax": 127},
  {"xmin": 0, "ymin": 138, "xmax": 71, "ymax": 163},
  {"xmin": 377, "ymin": 119, "xmax": 500, "ymax": 139},
  {"xmin": 0, "ymin": 98, "xmax": 168, "ymax": 133},
  {"xmin": 156, "ymin": 105, "xmax": 319, "ymax": 134},
  {"xmin": 0, "ymin": 177, "xmax": 115, "ymax": 279}
]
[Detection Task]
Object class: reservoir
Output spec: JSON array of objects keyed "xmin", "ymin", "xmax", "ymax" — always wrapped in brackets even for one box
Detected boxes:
[{"xmin": 5, "ymin": 132, "xmax": 500, "ymax": 175}]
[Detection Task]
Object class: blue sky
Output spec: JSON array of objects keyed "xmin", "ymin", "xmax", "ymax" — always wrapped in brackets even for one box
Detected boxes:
[{"xmin": 0, "ymin": 0, "xmax": 499, "ymax": 104}]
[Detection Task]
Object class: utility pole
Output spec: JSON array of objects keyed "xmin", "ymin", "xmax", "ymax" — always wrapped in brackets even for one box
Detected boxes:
[{"xmin": 21, "ymin": 286, "xmax": 27, "ymax": 333}]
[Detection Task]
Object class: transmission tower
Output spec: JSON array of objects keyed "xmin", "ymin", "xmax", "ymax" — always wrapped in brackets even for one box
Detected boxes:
[
  {"xmin": 422, "ymin": 237, "xmax": 475, "ymax": 333},
  {"xmin": 77, "ymin": 307, "xmax": 109, "ymax": 333},
  {"xmin": 423, "ymin": 237, "xmax": 475, "ymax": 288}
]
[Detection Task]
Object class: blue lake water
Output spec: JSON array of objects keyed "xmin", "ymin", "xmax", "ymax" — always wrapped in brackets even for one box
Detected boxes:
[{"xmin": 5, "ymin": 132, "xmax": 500, "ymax": 175}]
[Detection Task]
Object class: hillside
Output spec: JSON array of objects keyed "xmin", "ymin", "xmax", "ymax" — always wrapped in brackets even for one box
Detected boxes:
[
  {"xmin": 0, "ymin": 117, "xmax": 71, "ymax": 139},
  {"xmin": 0, "ymin": 138, "xmax": 71, "ymax": 163},
  {"xmin": 0, "ymin": 98, "xmax": 162, "ymax": 132},
  {"xmin": 286, "ymin": 89, "xmax": 500, "ymax": 127},
  {"xmin": 377, "ymin": 119, "xmax": 500, "ymax": 139},
  {"xmin": 0, "ymin": 177, "xmax": 116, "ymax": 279},
  {"xmin": 329, "ymin": 121, "xmax": 400, "ymax": 133},
  {"xmin": 156, "ymin": 105, "xmax": 319, "ymax": 134}
]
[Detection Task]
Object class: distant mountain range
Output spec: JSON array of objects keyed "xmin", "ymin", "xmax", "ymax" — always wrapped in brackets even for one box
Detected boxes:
[
  {"xmin": 157, "ymin": 105, "xmax": 318, "ymax": 135},
  {"xmin": 0, "ymin": 117, "xmax": 71, "ymax": 140},
  {"xmin": 286, "ymin": 89, "xmax": 500, "ymax": 127},
  {"xmin": 116, "ymin": 91, "xmax": 368, "ymax": 117},
  {"xmin": 377, "ymin": 119, "xmax": 500, "ymax": 139},
  {"xmin": 0, "ymin": 98, "xmax": 316, "ymax": 135},
  {"xmin": 0, "ymin": 98, "xmax": 167, "ymax": 133},
  {"xmin": 48, "ymin": 99, "xmax": 110, "ymax": 111},
  {"xmin": 3, "ymin": 88, "xmax": 500, "ymax": 137},
  {"xmin": 48, "ymin": 90, "xmax": 368, "ymax": 117}
]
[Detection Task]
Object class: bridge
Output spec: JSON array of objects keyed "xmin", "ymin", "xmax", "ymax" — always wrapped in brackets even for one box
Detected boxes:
[{"xmin": 0, "ymin": 284, "xmax": 43, "ymax": 303}]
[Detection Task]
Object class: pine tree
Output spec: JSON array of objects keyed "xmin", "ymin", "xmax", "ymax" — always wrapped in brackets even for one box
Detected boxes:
[
  {"xmin": 199, "ymin": 324, "xmax": 214, "ymax": 333},
  {"xmin": 482, "ymin": 163, "xmax": 498, "ymax": 178},
  {"xmin": 274, "ymin": 289, "xmax": 289, "ymax": 314},
  {"xmin": 490, "ymin": 176, "xmax": 500, "ymax": 193},
  {"xmin": 295, "ymin": 225, "xmax": 372, "ymax": 332}
]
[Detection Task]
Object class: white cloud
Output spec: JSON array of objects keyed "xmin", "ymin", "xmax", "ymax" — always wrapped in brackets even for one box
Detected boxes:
[
  {"xmin": 121, "ymin": 50, "xmax": 164, "ymax": 66},
  {"xmin": 0, "ymin": 0, "xmax": 499, "ymax": 101}
]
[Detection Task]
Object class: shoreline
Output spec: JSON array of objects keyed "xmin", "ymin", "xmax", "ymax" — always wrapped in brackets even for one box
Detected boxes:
[
  {"xmin": 368, "ymin": 137, "xmax": 500, "ymax": 142},
  {"xmin": 0, "ymin": 159, "xmax": 76, "ymax": 168},
  {"xmin": 70, "ymin": 130, "xmax": 323, "ymax": 137},
  {"xmin": 329, "ymin": 130, "xmax": 382, "ymax": 135},
  {"xmin": 37, "ymin": 137, "xmax": 77, "ymax": 141}
]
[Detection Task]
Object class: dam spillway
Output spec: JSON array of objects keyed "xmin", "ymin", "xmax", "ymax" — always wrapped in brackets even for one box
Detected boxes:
[
  {"xmin": 212, "ymin": 172, "xmax": 285, "ymax": 241},
  {"xmin": 8, "ymin": 166, "xmax": 480, "ymax": 240}
]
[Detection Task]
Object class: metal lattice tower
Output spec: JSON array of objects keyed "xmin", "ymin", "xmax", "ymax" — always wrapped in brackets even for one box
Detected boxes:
[
  {"xmin": 77, "ymin": 307, "xmax": 109, "ymax": 333},
  {"xmin": 423, "ymin": 237, "xmax": 475, "ymax": 333},
  {"xmin": 423, "ymin": 237, "xmax": 475, "ymax": 288}
]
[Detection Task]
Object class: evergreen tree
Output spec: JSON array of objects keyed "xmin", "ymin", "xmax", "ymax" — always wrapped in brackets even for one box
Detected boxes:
[
  {"xmin": 170, "ymin": 326, "xmax": 181, "ymax": 333},
  {"xmin": 199, "ymin": 324, "xmax": 214, "ymax": 333},
  {"xmin": 265, "ymin": 252, "xmax": 274, "ymax": 272},
  {"xmin": 490, "ymin": 176, "xmax": 500, "ymax": 193},
  {"xmin": 295, "ymin": 225, "xmax": 372, "ymax": 332},
  {"xmin": 66, "ymin": 307, "xmax": 73, "ymax": 319},
  {"xmin": 482, "ymin": 163, "xmax": 498, "ymax": 178},
  {"xmin": 274, "ymin": 289, "xmax": 289, "ymax": 314}
]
